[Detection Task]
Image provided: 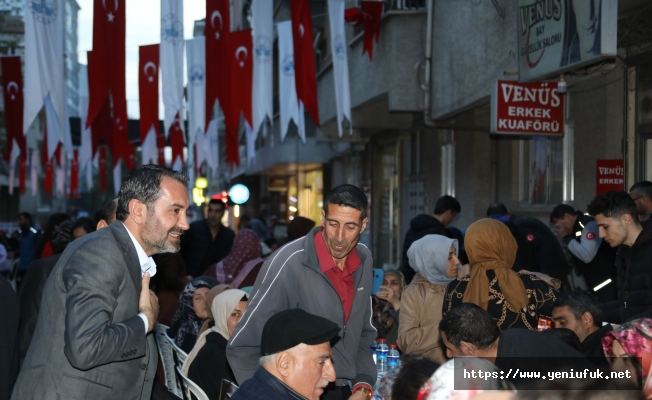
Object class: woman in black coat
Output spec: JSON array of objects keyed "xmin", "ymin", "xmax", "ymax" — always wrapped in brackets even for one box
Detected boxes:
[{"xmin": 183, "ymin": 288, "xmax": 248, "ymax": 399}]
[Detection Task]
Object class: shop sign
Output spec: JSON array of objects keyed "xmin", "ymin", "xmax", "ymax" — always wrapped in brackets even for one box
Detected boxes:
[
  {"xmin": 517, "ymin": 0, "xmax": 617, "ymax": 82},
  {"xmin": 490, "ymin": 80, "xmax": 564, "ymax": 136},
  {"xmin": 596, "ymin": 159, "xmax": 624, "ymax": 195}
]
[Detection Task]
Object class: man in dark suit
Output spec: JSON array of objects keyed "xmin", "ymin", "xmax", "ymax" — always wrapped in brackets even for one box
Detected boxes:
[
  {"xmin": 17, "ymin": 199, "xmax": 117, "ymax": 364},
  {"xmin": 12, "ymin": 165, "xmax": 190, "ymax": 400},
  {"xmin": 0, "ymin": 275, "xmax": 19, "ymax": 400}
]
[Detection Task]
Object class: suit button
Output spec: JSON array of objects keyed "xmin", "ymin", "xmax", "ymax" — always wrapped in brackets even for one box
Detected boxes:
[{"xmin": 141, "ymin": 364, "xmax": 147, "ymax": 371}]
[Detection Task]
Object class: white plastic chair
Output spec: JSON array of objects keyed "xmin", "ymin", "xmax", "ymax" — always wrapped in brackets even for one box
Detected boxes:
[
  {"xmin": 165, "ymin": 329, "xmax": 188, "ymax": 364},
  {"xmin": 220, "ymin": 379, "xmax": 239, "ymax": 400},
  {"xmin": 176, "ymin": 365, "xmax": 209, "ymax": 400},
  {"xmin": 154, "ymin": 324, "xmax": 183, "ymax": 397}
]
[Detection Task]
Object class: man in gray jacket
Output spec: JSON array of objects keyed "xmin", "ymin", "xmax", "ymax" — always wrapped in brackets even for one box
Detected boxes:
[
  {"xmin": 227, "ymin": 184, "xmax": 376, "ymax": 400},
  {"xmin": 12, "ymin": 165, "xmax": 190, "ymax": 400}
]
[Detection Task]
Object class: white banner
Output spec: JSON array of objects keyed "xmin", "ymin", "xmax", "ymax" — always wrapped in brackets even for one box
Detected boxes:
[
  {"xmin": 161, "ymin": 0, "xmax": 185, "ymax": 136},
  {"xmin": 55, "ymin": 148, "xmax": 65, "ymax": 198},
  {"xmin": 113, "ymin": 162, "xmax": 121, "ymax": 197},
  {"xmin": 23, "ymin": 0, "xmax": 65, "ymax": 147},
  {"xmin": 252, "ymin": 0, "xmax": 273, "ymax": 135},
  {"xmin": 246, "ymin": 122, "xmax": 256, "ymax": 166},
  {"xmin": 277, "ymin": 21, "xmax": 305, "ymax": 143},
  {"xmin": 186, "ymin": 36, "xmax": 205, "ymax": 170},
  {"xmin": 328, "ymin": 0, "xmax": 352, "ymax": 137},
  {"xmin": 205, "ymin": 119, "xmax": 220, "ymax": 175}
]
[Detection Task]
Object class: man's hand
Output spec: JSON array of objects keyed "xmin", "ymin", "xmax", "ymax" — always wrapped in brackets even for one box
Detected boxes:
[
  {"xmin": 139, "ymin": 273, "xmax": 159, "ymax": 333},
  {"xmin": 348, "ymin": 390, "xmax": 368, "ymax": 400}
]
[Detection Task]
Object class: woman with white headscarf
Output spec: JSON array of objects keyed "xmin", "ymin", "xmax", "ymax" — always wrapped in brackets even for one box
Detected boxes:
[
  {"xmin": 397, "ymin": 235, "xmax": 460, "ymax": 363},
  {"xmin": 183, "ymin": 289, "xmax": 248, "ymax": 400}
]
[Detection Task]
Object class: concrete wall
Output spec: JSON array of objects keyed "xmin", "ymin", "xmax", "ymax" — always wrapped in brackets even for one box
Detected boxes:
[{"xmin": 431, "ymin": 0, "xmax": 518, "ymax": 119}]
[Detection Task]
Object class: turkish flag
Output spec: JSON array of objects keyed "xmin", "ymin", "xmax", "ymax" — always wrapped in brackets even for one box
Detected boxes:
[
  {"xmin": 87, "ymin": 0, "xmax": 126, "ymax": 130},
  {"xmin": 1, "ymin": 56, "xmax": 27, "ymax": 193},
  {"xmin": 170, "ymin": 113, "xmax": 185, "ymax": 168},
  {"xmin": 361, "ymin": 1, "xmax": 383, "ymax": 61},
  {"xmin": 99, "ymin": 146, "xmax": 107, "ymax": 192},
  {"xmin": 157, "ymin": 130, "xmax": 167, "ymax": 166},
  {"xmin": 138, "ymin": 44, "xmax": 160, "ymax": 145},
  {"xmin": 228, "ymin": 29, "xmax": 253, "ymax": 130},
  {"xmin": 205, "ymin": 0, "xmax": 231, "ymax": 133},
  {"xmin": 70, "ymin": 149, "xmax": 79, "ymax": 198},
  {"xmin": 291, "ymin": 0, "xmax": 320, "ymax": 127}
]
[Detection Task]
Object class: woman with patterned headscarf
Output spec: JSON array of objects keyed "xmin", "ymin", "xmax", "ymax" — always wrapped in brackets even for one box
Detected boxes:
[
  {"xmin": 443, "ymin": 218, "xmax": 558, "ymax": 330},
  {"xmin": 372, "ymin": 269, "xmax": 405, "ymax": 346},
  {"xmin": 603, "ymin": 318, "xmax": 652, "ymax": 398},
  {"xmin": 206, "ymin": 229, "xmax": 263, "ymax": 287},
  {"xmin": 167, "ymin": 276, "xmax": 219, "ymax": 353}
]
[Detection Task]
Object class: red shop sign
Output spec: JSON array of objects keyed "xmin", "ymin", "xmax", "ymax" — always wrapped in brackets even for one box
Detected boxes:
[
  {"xmin": 596, "ymin": 159, "xmax": 624, "ymax": 196},
  {"xmin": 490, "ymin": 80, "xmax": 564, "ymax": 136}
]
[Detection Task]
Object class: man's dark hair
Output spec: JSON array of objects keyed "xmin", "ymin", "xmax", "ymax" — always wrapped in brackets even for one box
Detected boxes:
[
  {"xmin": 438, "ymin": 303, "xmax": 500, "ymax": 350},
  {"xmin": 95, "ymin": 199, "xmax": 118, "ymax": 225},
  {"xmin": 390, "ymin": 356, "xmax": 440, "ymax": 400},
  {"xmin": 549, "ymin": 204, "xmax": 578, "ymax": 223},
  {"xmin": 19, "ymin": 212, "xmax": 32, "ymax": 224},
  {"xmin": 35, "ymin": 213, "xmax": 71, "ymax": 258},
  {"xmin": 553, "ymin": 291, "xmax": 603, "ymax": 327},
  {"xmin": 116, "ymin": 165, "xmax": 189, "ymax": 222},
  {"xmin": 486, "ymin": 202, "xmax": 509, "ymax": 217},
  {"xmin": 208, "ymin": 198, "xmax": 225, "ymax": 209},
  {"xmin": 540, "ymin": 328, "xmax": 581, "ymax": 352},
  {"xmin": 630, "ymin": 181, "xmax": 652, "ymax": 200},
  {"xmin": 323, "ymin": 184, "xmax": 368, "ymax": 220},
  {"xmin": 587, "ymin": 191, "xmax": 638, "ymax": 222},
  {"xmin": 434, "ymin": 195, "xmax": 461, "ymax": 215},
  {"xmin": 72, "ymin": 217, "xmax": 96, "ymax": 235}
]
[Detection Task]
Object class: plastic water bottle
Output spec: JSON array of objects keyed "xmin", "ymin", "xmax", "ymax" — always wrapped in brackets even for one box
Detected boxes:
[
  {"xmin": 388, "ymin": 344, "xmax": 400, "ymax": 370},
  {"xmin": 376, "ymin": 339, "xmax": 389, "ymax": 377},
  {"xmin": 370, "ymin": 340, "xmax": 377, "ymax": 364}
]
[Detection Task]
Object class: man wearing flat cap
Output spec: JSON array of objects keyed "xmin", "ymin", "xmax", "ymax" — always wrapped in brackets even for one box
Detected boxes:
[
  {"xmin": 228, "ymin": 185, "xmax": 376, "ymax": 400},
  {"xmin": 231, "ymin": 309, "xmax": 338, "ymax": 400}
]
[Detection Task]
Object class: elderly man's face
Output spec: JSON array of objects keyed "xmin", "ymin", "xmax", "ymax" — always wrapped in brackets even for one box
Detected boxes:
[
  {"xmin": 140, "ymin": 176, "xmax": 190, "ymax": 254},
  {"xmin": 285, "ymin": 342, "xmax": 336, "ymax": 400}
]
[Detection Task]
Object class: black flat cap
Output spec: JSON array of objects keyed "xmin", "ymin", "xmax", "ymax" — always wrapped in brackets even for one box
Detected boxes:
[{"xmin": 261, "ymin": 309, "xmax": 340, "ymax": 356}]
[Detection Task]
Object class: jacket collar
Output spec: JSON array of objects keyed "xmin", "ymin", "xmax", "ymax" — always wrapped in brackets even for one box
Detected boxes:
[
  {"xmin": 255, "ymin": 367, "xmax": 309, "ymax": 400},
  {"xmin": 108, "ymin": 222, "xmax": 142, "ymax": 290}
]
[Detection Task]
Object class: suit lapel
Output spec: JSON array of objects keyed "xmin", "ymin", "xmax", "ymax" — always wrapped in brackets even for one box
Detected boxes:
[{"xmin": 109, "ymin": 222, "xmax": 142, "ymax": 292}]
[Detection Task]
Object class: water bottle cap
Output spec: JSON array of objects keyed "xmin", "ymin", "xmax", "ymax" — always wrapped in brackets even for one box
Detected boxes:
[
  {"xmin": 389, "ymin": 344, "xmax": 397, "ymax": 349},
  {"xmin": 378, "ymin": 339, "xmax": 386, "ymax": 343}
]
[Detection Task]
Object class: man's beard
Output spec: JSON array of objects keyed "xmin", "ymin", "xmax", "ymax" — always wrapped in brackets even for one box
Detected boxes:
[{"xmin": 141, "ymin": 211, "xmax": 183, "ymax": 254}]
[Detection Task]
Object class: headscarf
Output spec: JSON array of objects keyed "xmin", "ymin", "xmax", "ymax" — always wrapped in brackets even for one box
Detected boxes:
[
  {"xmin": 198, "ymin": 284, "xmax": 233, "ymax": 336},
  {"xmin": 603, "ymin": 318, "xmax": 652, "ymax": 397},
  {"xmin": 183, "ymin": 289, "xmax": 248, "ymax": 375},
  {"xmin": 51, "ymin": 220, "xmax": 75, "ymax": 254},
  {"xmin": 420, "ymin": 358, "xmax": 514, "ymax": 400},
  {"xmin": 372, "ymin": 269, "xmax": 406, "ymax": 338},
  {"xmin": 168, "ymin": 276, "xmax": 220, "ymax": 351},
  {"xmin": 462, "ymin": 218, "xmax": 528, "ymax": 312},
  {"xmin": 408, "ymin": 234, "xmax": 458, "ymax": 286},
  {"xmin": 221, "ymin": 229, "xmax": 261, "ymax": 283}
]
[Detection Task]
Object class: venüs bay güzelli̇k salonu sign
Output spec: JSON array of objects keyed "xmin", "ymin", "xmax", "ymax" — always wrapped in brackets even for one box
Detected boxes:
[{"xmin": 517, "ymin": 0, "xmax": 617, "ymax": 82}]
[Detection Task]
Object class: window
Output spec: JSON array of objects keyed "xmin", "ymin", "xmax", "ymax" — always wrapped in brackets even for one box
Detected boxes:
[{"xmin": 441, "ymin": 131, "xmax": 455, "ymax": 197}]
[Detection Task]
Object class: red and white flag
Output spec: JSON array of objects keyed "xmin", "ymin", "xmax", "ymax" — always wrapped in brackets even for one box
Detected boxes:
[
  {"xmin": 252, "ymin": 0, "xmax": 273, "ymax": 135},
  {"xmin": 161, "ymin": 0, "xmax": 185, "ymax": 137},
  {"xmin": 139, "ymin": 44, "xmax": 160, "ymax": 165},
  {"xmin": 205, "ymin": 0, "xmax": 231, "ymax": 132},
  {"xmin": 79, "ymin": 65, "xmax": 94, "ymax": 190},
  {"xmin": 328, "ymin": 1, "xmax": 352, "ymax": 137},
  {"xmin": 70, "ymin": 149, "xmax": 79, "ymax": 198},
  {"xmin": 170, "ymin": 113, "xmax": 185, "ymax": 170},
  {"xmin": 291, "ymin": 0, "xmax": 320, "ymax": 127},
  {"xmin": 1, "ymin": 55, "xmax": 27, "ymax": 194},
  {"xmin": 23, "ymin": 0, "xmax": 65, "ymax": 151}
]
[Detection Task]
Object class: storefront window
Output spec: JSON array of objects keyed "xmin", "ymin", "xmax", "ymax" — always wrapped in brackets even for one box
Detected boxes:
[
  {"xmin": 519, "ymin": 136, "xmax": 565, "ymax": 205},
  {"xmin": 297, "ymin": 169, "xmax": 323, "ymax": 224}
]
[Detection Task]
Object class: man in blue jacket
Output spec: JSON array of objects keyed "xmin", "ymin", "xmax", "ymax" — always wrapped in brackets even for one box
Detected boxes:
[{"xmin": 227, "ymin": 184, "xmax": 376, "ymax": 400}]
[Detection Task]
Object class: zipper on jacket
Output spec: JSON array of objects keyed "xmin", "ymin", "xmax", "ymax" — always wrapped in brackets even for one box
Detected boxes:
[{"xmin": 309, "ymin": 266, "xmax": 348, "ymax": 345}]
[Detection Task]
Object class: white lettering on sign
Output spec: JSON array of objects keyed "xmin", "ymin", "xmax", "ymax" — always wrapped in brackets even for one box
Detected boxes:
[
  {"xmin": 599, "ymin": 178, "xmax": 624, "ymax": 184},
  {"xmin": 498, "ymin": 119, "xmax": 560, "ymax": 132},
  {"xmin": 598, "ymin": 166, "xmax": 624, "ymax": 176},
  {"xmin": 508, "ymin": 107, "xmax": 552, "ymax": 118},
  {"xmin": 500, "ymin": 83, "xmax": 561, "ymax": 107}
]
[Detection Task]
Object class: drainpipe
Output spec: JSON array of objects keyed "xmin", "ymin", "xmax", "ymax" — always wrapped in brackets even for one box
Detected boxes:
[{"xmin": 423, "ymin": 0, "xmax": 436, "ymax": 128}]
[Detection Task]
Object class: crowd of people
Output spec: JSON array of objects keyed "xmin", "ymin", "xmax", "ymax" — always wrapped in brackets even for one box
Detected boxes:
[{"xmin": 3, "ymin": 166, "xmax": 652, "ymax": 400}]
